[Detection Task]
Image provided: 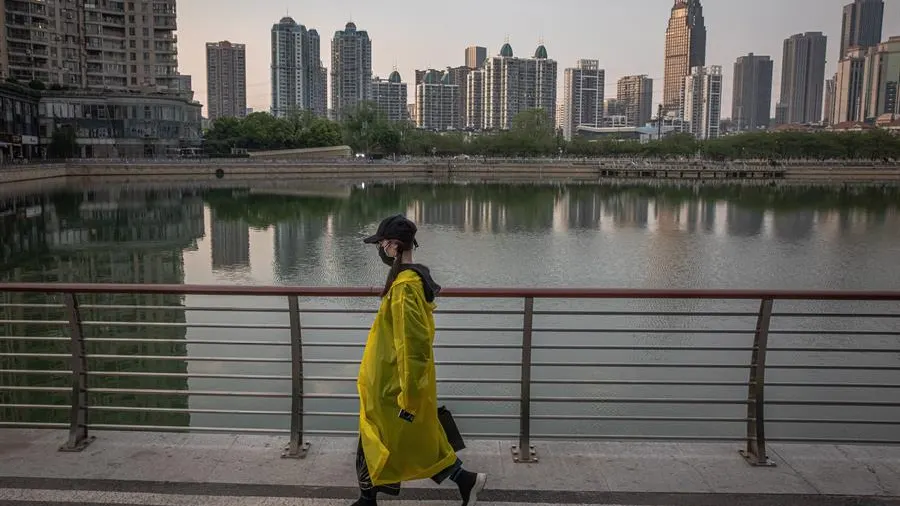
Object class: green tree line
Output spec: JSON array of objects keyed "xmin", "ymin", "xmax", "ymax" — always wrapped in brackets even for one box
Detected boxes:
[{"xmin": 203, "ymin": 104, "xmax": 900, "ymax": 161}]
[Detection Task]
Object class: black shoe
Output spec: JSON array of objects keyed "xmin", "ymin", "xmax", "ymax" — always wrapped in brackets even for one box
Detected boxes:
[
  {"xmin": 350, "ymin": 497, "xmax": 377, "ymax": 506},
  {"xmin": 457, "ymin": 471, "xmax": 487, "ymax": 506}
]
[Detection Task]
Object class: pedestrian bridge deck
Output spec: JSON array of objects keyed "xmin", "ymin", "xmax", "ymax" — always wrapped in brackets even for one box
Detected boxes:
[{"xmin": 0, "ymin": 430, "xmax": 898, "ymax": 506}]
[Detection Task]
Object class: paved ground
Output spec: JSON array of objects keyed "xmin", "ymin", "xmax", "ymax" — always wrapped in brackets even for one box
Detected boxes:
[{"xmin": 0, "ymin": 430, "xmax": 898, "ymax": 505}]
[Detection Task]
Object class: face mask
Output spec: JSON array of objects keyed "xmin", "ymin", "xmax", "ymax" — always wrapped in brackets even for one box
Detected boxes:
[{"xmin": 378, "ymin": 245, "xmax": 394, "ymax": 267}]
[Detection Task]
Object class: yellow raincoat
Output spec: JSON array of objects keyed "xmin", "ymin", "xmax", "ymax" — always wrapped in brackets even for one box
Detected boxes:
[{"xmin": 357, "ymin": 269, "xmax": 457, "ymax": 486}]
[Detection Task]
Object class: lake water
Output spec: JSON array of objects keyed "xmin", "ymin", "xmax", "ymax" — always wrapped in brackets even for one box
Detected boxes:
[{"xmin": 1, "ymin": 181, "xmax": 899, "ymax": 442}]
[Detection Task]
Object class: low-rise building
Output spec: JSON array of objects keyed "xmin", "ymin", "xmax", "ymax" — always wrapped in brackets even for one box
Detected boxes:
[
  {"xmin": 0, "ymin": 83, "xmax": 41, "ymax": 162},
  {"xmin": 38, "ymin": 89, "xmax": 203, "ymax": 158}
]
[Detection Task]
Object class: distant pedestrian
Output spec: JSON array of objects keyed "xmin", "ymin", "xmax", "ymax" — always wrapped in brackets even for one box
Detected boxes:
[{"xmin": 352, "ymin": 214, "xmax": 487, "ymax": 506}]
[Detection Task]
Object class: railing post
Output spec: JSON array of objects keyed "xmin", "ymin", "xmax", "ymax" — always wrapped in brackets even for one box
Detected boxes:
[
  {"xmin": 741, "ymin": 298, "xmax": 776, "ymax": 467},
  {"xmin": 282, "ymin": 295, "xmax": 310, "ymax": 459},
  {"xmin": 59, "ymin": 292, "xmax": 95, "ymax": 452},
  {"xmin": 512, "ymin": 296, "xmax": 538, "ymax": 463}
]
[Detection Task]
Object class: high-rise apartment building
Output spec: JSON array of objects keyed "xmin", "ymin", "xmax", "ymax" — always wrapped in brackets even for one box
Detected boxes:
[
  {"xmin": 206, "ymin": 41, "xmax": 246, "ymax": 121},
  {"xmin": 331, "ymin": 22, "xmax": 372, "ymax": 119},
  {"xmin": 863, "ymin": 36, "xmax": 900, "ymax": 120},
  {"xmin": 824, "ymin": 77, "xmax": 837, "ymax": 125},
  {"xmin": 445, "ymin": 66, "xmax": 471, "ymax": 129},
  {"xmin": 271, "ymin": 17, "xmax": 327, "ymax": 118},
  {"xmin": 481, "ymin": 42, "xmax": 557, "ymax": 130},
  {"xmin": 466, "ymin": 70, "xmax": 485, "ymax": 130},
  {"xmin": 416, "ymin": 70, "xmax": 460, "ymax": 131},
  {"xmin": 562, "ymin": 60, "xmax": 604, "ymax": 140},
  {"xmin": 663, "ymin": 0, "xmax": 707, "ymax": 113},
  {"xmin": 732, "ymin": 54, "xmax": 773, "ymax": 131},
  {"xmin": 1, "ymin": 0, "xmax": 178, "ymax": 89},
  {"xmin": 779, "ymin": 32, "xmax": 828, "ymax": 125},
  {"xmin": 371, "ymin": 71, "xmax": 408, "ymax": 122},
  {"xmin": 682, "ymin": 66, "xmax": 722, "ymax": 140},
  {"xmin": 833, "ymin": 47, "xmax": 870, "ymax": 123},
  {"xmin": 839, "ymin": 0, "xmax": 885, "ymax": 59},
  {"xmin": 465, "ymin": 46, "xmax": 487, "ymax": 69},
  {"xmin": 617, "ymin": 75, "xmax": 654, "ymax": 127}
]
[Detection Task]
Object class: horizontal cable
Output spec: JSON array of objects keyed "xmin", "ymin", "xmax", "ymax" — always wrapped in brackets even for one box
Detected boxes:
[
  {"xmin": 0, "ymin": 369, "xmax": 71, "ymax": 376},
  {"xmin": 81, "ymin": 305, "xmax": 288, "ymax": 313},
  {"xmin": 0, "ymin": 304, "xmax": 64, "ymax": 309},
  {"xmin": 0, "ymin": 386, "xmax": 70, "ymax": 393},
  {"xmin": 770, "ymin": 330, "xmax": 900, "ymax": 336},
  {"xmin": 85, "ymin": 371, "xmax": 290, "ymax": 380},
  {"xmin": 0, "ymin": 422, "xmax": 68, "ymax": 429},
  {"xmin": 769, "ymin": 418, "xmax": 900, "ymax": 425},
  {"xmin": 303, "ymin": 393, "xmax": 518, "ymax": 402},
  {"xmin": 533, "ymin": 311, "xmax": 757, "ymax": 317},
  {"xmin": 0, "ymin": 319, "xmax": 66, "ymax": 325},
  {"xmin": 532, "ymin": 328, "xmax": 753, "ymax": 334},
  {"xmin": 774, "ymin": 312, "xmax": 900, "ymax": 319},
  {"xmin": 86, "ymin": 424, "xmax": 287, "ymax": 434},
  {"xmin": 80, "ymin": 321, "xmax": 290, "ymax": 330},
  {"xmin": 530, "ymin": 397, "xmax": 747, "ymax": 405},
  {"xmin": 89, "ymin": 406, "xmax": 291, "ymax": 416},
  {"xmin": 0, "ymin": 404, "xmax": 68, "ymax": 410},
  {"xmin": 82, "ymin": 337, "xmax": 291, "ymax": 346},
  {"xmin": 531, "ymin": 345, "xmax": 752, "ymax": 351},
  {"xmin": 531, "ymin": 434, "xmax": 747, "ymax": 442},
  {"xmin": 87, "ymin": 388, "xmax": 289, "ymax": 398},
  {"xmin": 0, "ymin": 336, "xmax": 68, "ymax": 342}
]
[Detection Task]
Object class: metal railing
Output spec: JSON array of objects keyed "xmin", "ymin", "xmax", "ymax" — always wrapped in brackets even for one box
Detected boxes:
[{"xmin": 1, "ymin": 283, "xmax": 899, "ymax": 466}]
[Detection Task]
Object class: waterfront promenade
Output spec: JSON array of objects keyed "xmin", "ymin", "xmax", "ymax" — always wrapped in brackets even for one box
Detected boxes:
[
  {"xmin": 2, "ymin": 158, "xmax": 900, "ymax": 187},
  {"xmin": 1, "ymin": 429, "xmax": 899, "ymax": 505}
]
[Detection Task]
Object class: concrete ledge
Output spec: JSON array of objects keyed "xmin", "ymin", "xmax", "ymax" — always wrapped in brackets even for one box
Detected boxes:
[{"xmin": 1, "ymin": 430, "xmax": 898, "ymax": 505}]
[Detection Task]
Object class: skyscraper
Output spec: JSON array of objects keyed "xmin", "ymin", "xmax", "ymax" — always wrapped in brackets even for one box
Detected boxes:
[
  {"xmin": 465, "ymin": 46, "xmax": 488, "ymax": 69},
  {"xmin": 445, "ymin": 66, "xmax": 472, "ymax": 129},
  {"xmin": 779, "ymin": 32, "xmax": 828, "ymax": 125},
  {"xmin": 683, "ymin": 66, "xmax": 722, "ymax": 140},
  {"xmin": 271, "ymin": 17, "xmax": 327, "ymax": 118},
  {"xmin": 0, "ymin": 0, "xmax": 178, "ymax": 89},
  {"xmin": 617, "ymin": 75, "xmax": 654, "ymax": 127},
  {"xmin": 206, "ymin": 41, "xmax": 247, "ymax": 121},
  {"xmin": 562, "ymin": 60, "xmax": 605, "ymax": 140},
  {"xmin": 416, "ymin": 70, "xmax": 460, "ymax": 131},
  {"xmin": 732, "ymin": 54, "xmax": 774, "ymax": 131},
  {"xmin": 466, "ymin": 70, "xmax": 485, "ymax": 130},
  {"xmin": 863, "ymin": 36, "xmax": 900, "ymax": 120},
  {"xmin": 663, "ymin": 0, "xmax": 707, "ymax": 113},
  {"xmin": 481, "ymin": 42, "xmax": 558, "ymax": 130},
  {"xmin": 833, "ymin": 47, "xmax": 871, "ymax": 123},
  {"xmin": 331, "ymin": 22, "xmax": 373, "ymax": 119},
  {"xmin": 371, "ymin": 71, "xmax": 409, "ymax": 122},
  {"xmin": 824, "ymin": 77, "xmax": 837, "ymax": 125},
  {"xmin": 839, "ymin": 0, "xmax": 885, "ymax": 59}
]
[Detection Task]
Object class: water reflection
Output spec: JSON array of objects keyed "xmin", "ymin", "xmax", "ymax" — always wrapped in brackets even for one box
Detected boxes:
[
  {"xmin": 1, "ymin": 182, "xmax": 899, "ymax": 438},
  {"xmin": 1, "ymin": 188, "xmax": 204, "ymax": 428}
]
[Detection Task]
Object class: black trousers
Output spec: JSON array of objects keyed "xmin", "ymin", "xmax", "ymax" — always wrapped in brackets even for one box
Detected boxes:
[{"xmin": 356, "ymin": 438, "xmax": 462, "ymax": 497}]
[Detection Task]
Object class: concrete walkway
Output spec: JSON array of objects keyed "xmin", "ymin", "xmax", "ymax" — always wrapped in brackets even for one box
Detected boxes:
[{"xmin": 0, "ymin": 430, "xmax": 898, "ymax": 506}]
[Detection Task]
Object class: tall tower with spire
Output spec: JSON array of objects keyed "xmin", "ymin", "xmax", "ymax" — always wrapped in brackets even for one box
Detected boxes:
[{"xmin": 663, "ymin": 0, "xmax": 707, "ymax": 114}]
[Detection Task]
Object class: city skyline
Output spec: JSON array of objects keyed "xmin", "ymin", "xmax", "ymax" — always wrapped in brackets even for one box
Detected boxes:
[{"xmin": 177, "ymin": 0, "xmax": 900, "ymax": 119}]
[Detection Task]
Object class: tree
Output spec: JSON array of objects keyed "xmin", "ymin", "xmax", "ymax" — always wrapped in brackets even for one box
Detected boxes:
[{"xmin": 48, "ymin": 125, "xmax": 78, "ymax": 159}]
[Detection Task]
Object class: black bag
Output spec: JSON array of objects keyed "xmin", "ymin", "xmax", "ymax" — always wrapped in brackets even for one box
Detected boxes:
[{"xmin": 438, "ymin": 405, "xmax": 466, "ymax": 452}]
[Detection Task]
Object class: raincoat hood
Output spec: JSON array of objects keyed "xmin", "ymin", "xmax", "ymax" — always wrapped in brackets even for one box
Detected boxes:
[{"xmin": 399, "ymin": 264, "xmax": 441, "ymax": 303}]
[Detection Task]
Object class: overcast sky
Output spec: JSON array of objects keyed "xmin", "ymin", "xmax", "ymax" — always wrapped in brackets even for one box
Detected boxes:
[{"xmin": 177, "ymin": 0, "xmax": 900, "ymax": 119}]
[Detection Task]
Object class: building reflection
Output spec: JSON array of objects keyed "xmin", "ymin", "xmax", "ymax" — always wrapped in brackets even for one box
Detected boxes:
[
  {"xmin": 726, "ymin": 204, "xmax": 764, "ymax": 237},
  {"xmin": 0, "ymin": 188, "xmax": 204, "ymax": 428},
  {"xmin": 210, "ymin": 209, "xmax": 250, "ymax": 271},
  {"xmin": 773, "ymin": 211, "xmax": 816, "ymax": 241}
]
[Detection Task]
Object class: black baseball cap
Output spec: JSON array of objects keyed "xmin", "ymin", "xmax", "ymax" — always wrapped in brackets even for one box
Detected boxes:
[{"xmin": 363, "ymin": 214, "xmax": 419, "ymax": 248}]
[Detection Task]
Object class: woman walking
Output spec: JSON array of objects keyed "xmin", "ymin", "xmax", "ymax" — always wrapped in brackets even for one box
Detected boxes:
[{"xmin": 353, "ymin": 214, "xmax": 487, "ymax": 506}]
